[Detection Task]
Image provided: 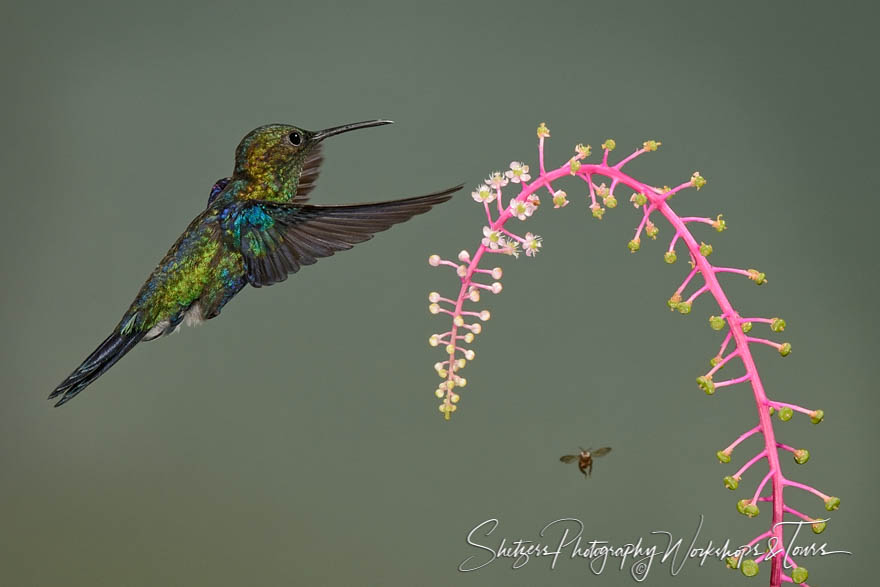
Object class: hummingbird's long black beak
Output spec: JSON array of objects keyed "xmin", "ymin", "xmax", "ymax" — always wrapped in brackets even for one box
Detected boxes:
[{"xmin": 311, "ymin": 119, "xmax": 393, "ymax": 142}]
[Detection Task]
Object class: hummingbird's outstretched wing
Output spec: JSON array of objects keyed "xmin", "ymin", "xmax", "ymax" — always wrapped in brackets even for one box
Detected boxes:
[{"xmin": 227, "ymin": 185, "xmax": 461, "ymax": 287}]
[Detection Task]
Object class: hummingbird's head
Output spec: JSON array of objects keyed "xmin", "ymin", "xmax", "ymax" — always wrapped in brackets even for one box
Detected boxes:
[{"xmin": 233, "ymin": 120, "xmax": 393, "ymax": 198}]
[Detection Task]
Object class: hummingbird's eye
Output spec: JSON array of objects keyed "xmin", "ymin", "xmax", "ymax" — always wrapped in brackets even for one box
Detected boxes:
[{"xmin": 288, "ymin": 131, "xmax": 303, "ymax": 146}]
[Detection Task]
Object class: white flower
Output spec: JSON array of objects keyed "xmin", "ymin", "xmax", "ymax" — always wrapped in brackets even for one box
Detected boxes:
[
  {"xmin": 505, "ymin": 161, "xmax": 531, "ymax": 183},
  {"xmin": 482, "ymin": 226, "xmax": 506, "ymax": 249},
  {"xmin": 471, "ymin": 184, "xmax": 495, "ymax": 204},
  {"xmin": 509, "ymin": 198, "xmax": 531, "ymax": 221},
  {"xmin": 552, "ymin": 190, "xmax": 569, "ymax": 208},
  {"xmin": 523, "ymin": 232, "xmax": 542, "ymax": 257},
  {"xmin": 485, "ymin": 172, "xmax": 509, "ymax": 189}
]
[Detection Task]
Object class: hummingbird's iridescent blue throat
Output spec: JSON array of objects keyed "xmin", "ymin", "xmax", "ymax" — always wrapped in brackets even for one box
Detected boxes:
[{"xmin": 49, "ymin": 120, "xmax": 460, "ymax": 407}]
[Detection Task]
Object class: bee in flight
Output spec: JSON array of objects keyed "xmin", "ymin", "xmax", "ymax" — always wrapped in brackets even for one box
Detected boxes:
[{"xmin": 559, "ymin": 447, "xmax": 612, "ymax": 478}]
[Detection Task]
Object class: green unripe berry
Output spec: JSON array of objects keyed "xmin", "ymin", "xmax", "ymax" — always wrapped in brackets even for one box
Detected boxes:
[
  {"xmin": 771, "ymin": 317, "xmax": 786, "ymax": 332},
  {"xmin": 724, "ymin": 475, "xmax": 739, "ymax": 490},
  {"xmin": 592, "ymin": 206, "xmax": 605, "ymax": 219},
  {"xmin": 697, "ymin": 376, "xmax": 715, "ymax": 395},
  {"xmin": 699, "ymin": 242, "xmax": 713, "ymax": 256},
  {"xmin": 628, "ymin": 239, "xmax": 640, "ymax": 253},
  {"xmin": 725, "ymin": 556, "xmax": 739, "ymax": 569},
  {"xmin": 677, "ymin": 301, "xmax": 692, "ymax": 314},
  {"xmin": 825, "ymin": 496, "xmax": 841, "ymax": 511},
  {"xmin": 716, "ymin": 450, "xmax": 731, "ymax": 463},
  {"xmin": 709, "ymin": 315, "xmax": 726, "ymax": 330},
  {"xmin": 602, "ymin": 139, "xmax": 616, "ymax": 151},
  {"xmin": 778, "ymin": 407, "xmax": 793, "ymax": 421},
  {"xmin": 811, "ymin": 520, "xmax": 826, "ymax": 534},
  {"xmin": 741, "ymin": 322, "xmax": 753, "ymax": 333},
  {"xmin": 793, "ymin": 449, "xmax": 810, "ymax": 464},
  {"xmin": 664, "ymin": 250, "xmax": 677, "ymax": 264},
  {"xmin": 737, "ymin": 499, "xmax": 759, "ymax": 517},
  {"xmin": 791, "ymin": 566, "xmax": 808, "ymax": 584},
  {"xmin": 740, "ymin": 559, "xmax": 759, "ymax": 577},
  {"xmin": 810, "ymin": 409, "xmax": 824, "ymax": 424},
  {"xmin": 779, "ymin": 342, "xmax": 792, "ymax": 357}
]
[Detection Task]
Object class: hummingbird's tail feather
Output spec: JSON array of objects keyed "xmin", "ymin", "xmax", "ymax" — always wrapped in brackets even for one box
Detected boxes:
[{"xmin": 49, "ymin": 330, "xmax": 145, "ymax": 407}]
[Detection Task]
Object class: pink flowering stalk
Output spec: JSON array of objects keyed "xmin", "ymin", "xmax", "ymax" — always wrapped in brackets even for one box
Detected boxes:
[{"xmin": 425, "ymin": 123, "xmax": 838, "ymax": 587}]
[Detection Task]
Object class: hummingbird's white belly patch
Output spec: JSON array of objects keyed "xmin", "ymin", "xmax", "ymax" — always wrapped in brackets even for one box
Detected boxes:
[{"xmin": 144, "ymin": 302, "xmax": 204, "ymax": 340}]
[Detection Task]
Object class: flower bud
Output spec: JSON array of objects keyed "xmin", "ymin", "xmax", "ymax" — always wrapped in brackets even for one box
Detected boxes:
[
  {"xmin": 458, "ymin": 250, "xmax": 470, "ymax": 262},
  {"xmin": 428, "ymin": 254, "xmax": 441, "ymax": 266},
  {"xmin": 454, "ymin": 314, "xmax": 465, "ymax": 326},
  {"xmin": 824, "ymin": 496, "xmax": 840, "ymax": 511},
  {"xmin": 491, "ymin": 267, "xmax": 503, "ymax": 279},
  {"xmin": 602, "ymin": 139, "xmax": 616, "ymax": 151},
  {"xmin": 747, "ymin": 269, "xmax": 767, "ymax": 285},
  {"xmin": 699, "ymin": 242, "xmax": 713, "ymax": 257},
  {"xmin": 697, "ymin": 375, "xmax": 715, "ymax": 394},
  {"xmin": 479, "ymin": 310, "xmax": 491, "ymax": 321}
]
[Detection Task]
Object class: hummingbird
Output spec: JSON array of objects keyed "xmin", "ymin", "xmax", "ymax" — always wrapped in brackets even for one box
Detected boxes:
[{"xmin": 49, "ymin": 119, "xmax": 460, "ymax": 407}]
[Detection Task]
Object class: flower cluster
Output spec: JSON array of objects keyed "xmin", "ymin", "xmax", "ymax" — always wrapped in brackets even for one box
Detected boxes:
[{"xmin": 424, "ymin": 123, "xmax": 836, "ymax": 587}]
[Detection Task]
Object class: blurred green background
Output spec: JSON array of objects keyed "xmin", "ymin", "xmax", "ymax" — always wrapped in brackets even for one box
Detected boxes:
[{"xmin": 2, "ymin": 1, "xmax": 877, "ymax": 585}]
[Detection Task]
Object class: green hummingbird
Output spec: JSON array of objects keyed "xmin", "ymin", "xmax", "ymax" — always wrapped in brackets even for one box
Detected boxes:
[{"xmin": 49, "ymin": 120, "xmax": 460, "ymax": 407}]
